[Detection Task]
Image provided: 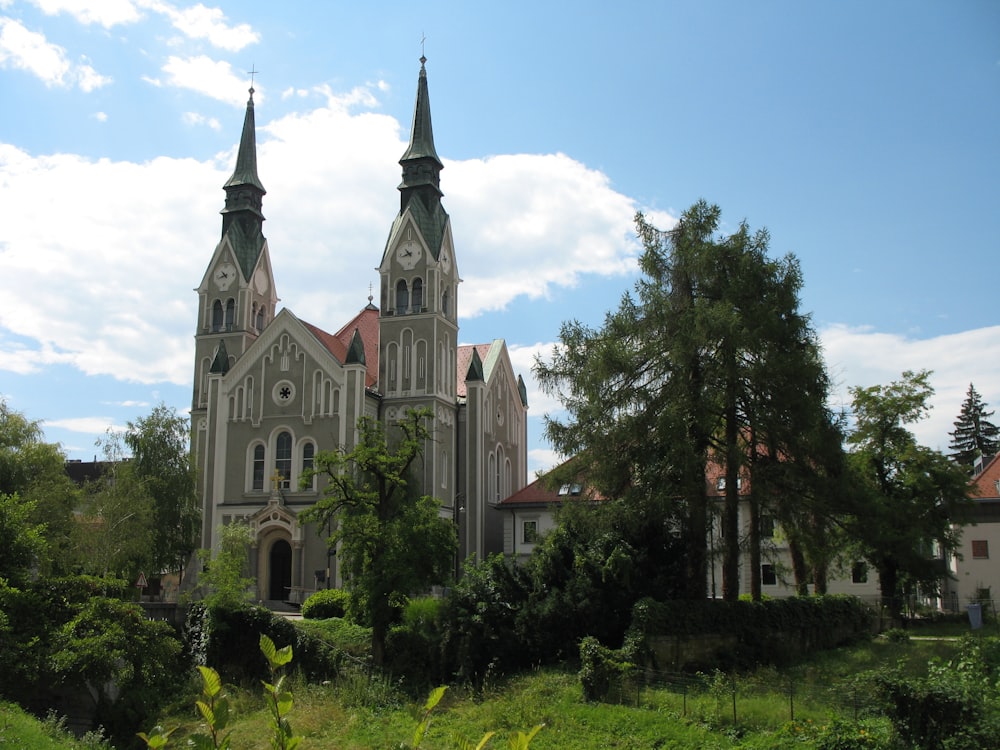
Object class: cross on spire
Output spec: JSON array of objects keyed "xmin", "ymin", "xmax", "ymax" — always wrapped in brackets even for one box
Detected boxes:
[{"xmin": 248, "ymin": 65, "xmax": 258, "ymax": 93}]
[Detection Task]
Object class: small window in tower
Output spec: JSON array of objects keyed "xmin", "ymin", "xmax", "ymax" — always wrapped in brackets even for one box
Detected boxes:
[
  {"xmin": 225, "ymin": 299, "xmax": 235, "ymax": 331},
  {"xmin": 212, "ymin": 300, "xmax": 224, "ymax": 332},
  {"xmin": 396, "ymin": 280, "xmax": 409, "ymax": 314},
  {"xmin": 412, "ymin": 278, "xmax": 423, "ymax": 312},
  {"xmin": 256, "ymin": 305, "xmax": 265, "ymax": 332},
  {"xmin": 442, "ymin": 289, "xmax": 450, "ymax": 316}
]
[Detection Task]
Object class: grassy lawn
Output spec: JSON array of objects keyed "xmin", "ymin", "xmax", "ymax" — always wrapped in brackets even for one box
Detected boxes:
[{"xmin": 2, "ymin": 627, "xmax": 980, "ymax": 748}]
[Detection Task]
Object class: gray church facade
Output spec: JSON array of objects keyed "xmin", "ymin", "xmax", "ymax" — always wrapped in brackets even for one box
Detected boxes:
[{"xmin": 190, "ymin": 59, "xmax": 528, "ymax": 602}]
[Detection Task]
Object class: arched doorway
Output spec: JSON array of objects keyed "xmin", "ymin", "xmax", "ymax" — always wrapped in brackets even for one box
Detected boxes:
[{"xmin": 268, "ymin": 539, "xmax": 292, "ymax": 601}]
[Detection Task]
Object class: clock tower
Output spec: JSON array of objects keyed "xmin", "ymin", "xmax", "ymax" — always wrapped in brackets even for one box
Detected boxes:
[{"xmin": 378, "ymin": 56, "xmax": 460, "ymax": 510}]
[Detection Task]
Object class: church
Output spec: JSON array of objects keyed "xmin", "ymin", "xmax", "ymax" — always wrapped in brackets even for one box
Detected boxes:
[{"xmin": 190, "ymin": 58, "xmax": 529, "ymax": 602}]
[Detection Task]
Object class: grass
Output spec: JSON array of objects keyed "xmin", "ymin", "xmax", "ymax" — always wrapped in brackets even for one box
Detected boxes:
[
  {"xmin": 143, "ymin": 632, "xmax": 966, "ymax": 748},
  {"xmin": 2, "ymin": 623, "xmax": 982, "ymax": 748}
]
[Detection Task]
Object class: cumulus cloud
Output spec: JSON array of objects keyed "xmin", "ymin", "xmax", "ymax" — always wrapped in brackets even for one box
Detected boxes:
[
  {"xmin": 29, "ymin": 0, "xmax": 142, "ymax": 28},
  {"xmin": 146, "ymin": 0, "xmax": 260, "ymax": 51},
  {"xmin": 0, "ymin": 17, "xmax": 110, "ymax": 89},
  {"xmin": 162, "ymin": 54, "xmax": 258, "ymax": 105}
]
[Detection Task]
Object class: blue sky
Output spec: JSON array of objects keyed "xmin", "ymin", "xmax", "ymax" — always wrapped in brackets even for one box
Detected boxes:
[{"xmin": 0, "ymin": 0, "xmax": 998, "ymax": 477}]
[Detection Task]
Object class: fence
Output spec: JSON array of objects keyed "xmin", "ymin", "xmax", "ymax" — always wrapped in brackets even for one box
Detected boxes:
[{"xmin": 604, "ymin": 667, "xmax": 888, "ymax": 727}]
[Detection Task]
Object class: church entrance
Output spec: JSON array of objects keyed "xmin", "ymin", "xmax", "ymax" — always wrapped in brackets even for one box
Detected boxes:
[{"xmin": 268, "ymin": 539, "xmax": 292, "ymax": 601}]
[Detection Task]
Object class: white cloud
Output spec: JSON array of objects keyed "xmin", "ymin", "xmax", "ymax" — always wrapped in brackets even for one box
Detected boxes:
[
  {"xmin": 182, "ymin": 111, "xmax": 221, "ymax": 130},
  {"xmin": 144, "ymin": 0, "xmax": 259, "ymax": 52},
  {"xmin": 93, "ymin": 111, "xmax": 107, "ymax": 121},
  {"xmin": 0, "ymin": 17, "xmax": 110, "ymax": 89},
  {"xmin": 29, "ymin": 0, "xmax": 141, "ymax": 28},
  {"xmin": 820, "ymin": 324, "xmax": 1000, "ymax": 452},
  {"xmin": 44, "ymin": 416, "xmax": 121, "ymax": 434},
  {"xmin": 162, "ymin": 54, "xmax": 259, "ymax": 105}
]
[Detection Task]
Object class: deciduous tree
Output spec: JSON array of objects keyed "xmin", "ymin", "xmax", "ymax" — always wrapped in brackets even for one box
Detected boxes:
[
  {"xmin": 300, "ymin": 409, "xmax": 457, "ymax": 667},
  {"xmin": 844, "ymin": 370, "xmax": 970, "ymax": 620}
]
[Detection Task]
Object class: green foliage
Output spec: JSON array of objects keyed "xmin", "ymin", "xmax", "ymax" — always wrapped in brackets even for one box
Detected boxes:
[
  {"xmin": 578, "ymin": 636, "xmax": 636, "ymax": 702},
  {"xmin": 299, "ymin": 408, "xmax": 457, "ymax": 667},
  {"xmin": 0, "ymin": 398, "xmax": 85, "ymax": 577},
  {"xmin": 300, "ymin": 587, "xmax": 350, "ymax": 619},
  {"xmin": 386, "ymin": 597, "xmax": 447, "ymax": 688},
  {"xmin": 882, "ymin": 628, "xmax": 910, "ymax": 644},
  {"xmin": 0, "ymin": 492, "xmax": 46, "ymax": 585},
  {"xmin": 845, "ymin": 370, "xmax": 971, "ymax": 617},
  {"xmin": 259, "ymin": 634, "xmax": 302, "ymax": 750},
  {"xmin": 533, "ymin": 203, "xmax": 842, "ymax": 603},
  {"xmin": 194, "ymin": 521, "xmax": 255, "ymax": 609},
  {"xmin": 438, "ymin": 554, "xmax": 532, "ymax": 687},
  {"xmin": 949, "ymin": 382, "xmax": 1000, "ymax": 469},
  {"xmin": 868, "ymin": 635, "xmax": 1000, "ymax": 749},
  {"xmin": 122, "ymin": 404, "xmax": 200, "ymax": 577}
]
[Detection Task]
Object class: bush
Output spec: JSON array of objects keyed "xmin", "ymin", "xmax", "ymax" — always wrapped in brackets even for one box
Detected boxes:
[{"xmin": 301, "ymin": 587, "xmax": 350, "ymax": 619}]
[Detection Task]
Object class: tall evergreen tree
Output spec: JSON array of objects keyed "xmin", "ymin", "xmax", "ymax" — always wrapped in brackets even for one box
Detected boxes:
[
  {"xmin": 534, "ymin": 201, "xmax": 841, "ymax": 600},
  {"xmin": 949, "ymin": 383, "xmax": 1000, "ymax": 469}
]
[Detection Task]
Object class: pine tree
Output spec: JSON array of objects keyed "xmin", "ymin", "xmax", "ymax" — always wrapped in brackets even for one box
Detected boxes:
[{"xmin": 948, "ymin": 383, "xmax": 1000, "ymax": 469}]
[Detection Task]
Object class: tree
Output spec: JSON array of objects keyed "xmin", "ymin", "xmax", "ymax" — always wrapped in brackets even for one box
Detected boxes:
[
  {"xmin": 123, "ymin": 404, "xmax": 200, "ymax": 578},
  {"xmin": 0, "ymin": 399, "xmax": 79, "ymax": 575},
  {"xmin": 299, "ymin": 408, "xmax": 457, "ymax": 667},
  {"xmin": 0, "ymin": 493, "xmax": 46, "ymax": 585},
  {"xmin": 534, "ymin": 201, "xmax": 840, "ymax": 600},
  {"xmin": 77, "ymin": 430, "xmax": 155, "ymax": 581},
  {"xmin": 844, "ymin": 370, "xmax": 970, "ymax": 620},
  {"xmin": 195, "ymin": 520, "xmax": 256, "ymax": 609},
  {"xmin": 949, "ymin": 383, "xmax": 1000, "ymax": 470}
]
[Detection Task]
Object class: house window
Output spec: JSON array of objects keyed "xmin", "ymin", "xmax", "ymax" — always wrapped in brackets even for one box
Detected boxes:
[
  {"xmin": 717, "ymin": 476, "xmax": 742, "ymax": 491},
  {"xmin": 852, "ymin": 561, "xmax": 868, "ymax": 584},
  {"xmin": 761, "ymin": 564, "xmax": 777, "ymax": 586},
  {"xmin": 411, "ymin": 278, "xmax": 423, "ymax": 311},
  {"xmin": 252, "ymin": 444, "xmax": 265, "ymax": 490},
  {"xmin": 275, "ymin": 431, "xmax": 292, "ymax": 489},
  {"xmin": 972, "ymin": 540, "xmax": 990, "ymax": 559},
  {"xmin": 395, "ymin": 280, "xmax": 409, "ymax": 314},
  {"xmin": 523, "ymin": 520, "xmax": 538, "ymax": 544},
  {"xmin": 760, "ymin": 513, "xmax": 776, "ymax": 538}
]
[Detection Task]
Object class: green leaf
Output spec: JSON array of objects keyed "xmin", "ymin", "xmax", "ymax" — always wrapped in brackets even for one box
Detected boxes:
[
  {"xmin": 259, "ymin": 632, "xmax": 276, "ymax": 661},
  {"xmin": 276, "ymin": 691, "xmax": 294, "ymax": 715},
  {"xmin": 273, "ymin": 643, "xmax": 293, "ymax": 666},
  {"xmin": 195, "ymin": 700, "xmax": 214, "ymax": 725},
  {"xmin": 423, "ymin": 685, "xmax": 448, "ymax": 712},
  {"xmin": 198, "ymin": 664, "xmax": 222, "ymax": 698}
]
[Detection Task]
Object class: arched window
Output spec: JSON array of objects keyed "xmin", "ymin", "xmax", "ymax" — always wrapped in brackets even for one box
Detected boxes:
[
  {"xmin": 225, "ymin": 299, "xmax": 235, "ymax": 331},
  {"xmin": 395, "ymin": 280, "xmax": 409, "ymax": 314},
  {"xmin": 256, "ymin": 304, "xmax": 265, "ymax": 332},
  {"xmin": 411, "ymin": 278, "xmax": 423, "ymax": 312},
  {"xmin": 302, "ymin": 441, "xmax": 314, "ymax": 474},
  {"xmin": 442, "ymin": 289, "xmax": 450, "ymax": 316},
  {"xmin": 275, "ymin": 431, "xmax": 292, "ymax": 488},
  {"xmin": 212, "ymin": 300, "xmax": 224, "ymax": 331},
  {"xmin": 252, "ymin": 444, "xmax": 265, "ymax": 490}
]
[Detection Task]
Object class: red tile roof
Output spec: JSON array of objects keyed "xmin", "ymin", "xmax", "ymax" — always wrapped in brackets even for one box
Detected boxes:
[
  {"xmin": 302, "ymin": 304, "xmax": 380, "ymax": 388},
  {"xmin": 971, "ymin": 454, "xmax": 1000, "ymax": 499},
  {"xmin": 456, "ymin": 343, "xmax": 494, "ymax": 397}
]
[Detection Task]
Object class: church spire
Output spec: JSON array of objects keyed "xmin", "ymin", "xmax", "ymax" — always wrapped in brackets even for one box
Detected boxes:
[
  {"xmin": 221, "ymin": 87, "xmax": 266, "ymax": 240},
  {"xmin": 398, "ymin": 56, "xmax": 443, "ymax": 210}
]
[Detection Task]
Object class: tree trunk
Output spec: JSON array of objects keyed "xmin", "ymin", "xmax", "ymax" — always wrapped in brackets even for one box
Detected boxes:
[
  {"xmin": 749, "ymin": 493, "xmax": 761, "ymax": 601},
  {"xmin": 788, "ymin": 539, "xmax": 810, "ymax": 595}
]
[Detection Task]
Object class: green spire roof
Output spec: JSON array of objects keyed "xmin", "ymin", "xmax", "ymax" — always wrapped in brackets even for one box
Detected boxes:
[
  {"xmin": 400, "ymin": 57, "xmax": 442, "ymax": 167},
  {"xmin": 224, "ymin": 88, "xmax": 266, "ymax": 193},
  {"xmin": 465, "ymin": 348, "xmax": 484, "ymax": 382},
  {"xmin": 346, "ymin": 328, "xmax": 366, "ymax": 366}
]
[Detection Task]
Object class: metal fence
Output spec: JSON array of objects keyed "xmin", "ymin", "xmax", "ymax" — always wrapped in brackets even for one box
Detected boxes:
[{"xmin": 604, "ymin": 667, "xmax": 889, "ymax": 727}]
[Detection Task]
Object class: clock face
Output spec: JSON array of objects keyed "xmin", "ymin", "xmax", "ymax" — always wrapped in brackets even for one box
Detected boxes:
[
  {"xmin": 253, "ymin": 267, "xmax": 269, "ymax": 294},
  {"xmin": 396, "ymin": 241, "xmax": 422, "ymax": 270},
  {"xmin": 214, "ymin": 262, "xmax": 237, "ymax": 291}
]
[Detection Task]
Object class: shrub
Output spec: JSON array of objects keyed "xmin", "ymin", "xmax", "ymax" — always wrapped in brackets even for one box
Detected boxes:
[{"xmin": 301, "ymin": 587, "xmax": 350, "ymax": 619}]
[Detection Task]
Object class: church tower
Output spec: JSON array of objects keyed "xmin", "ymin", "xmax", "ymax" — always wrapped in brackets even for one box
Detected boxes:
[
  {"xmin": 378, "ymin": 56, "xmax": 460, "ymax": 513},
  {"xmin": 191, "ymin": 86, "xmax": 278, "ymax": 547}
]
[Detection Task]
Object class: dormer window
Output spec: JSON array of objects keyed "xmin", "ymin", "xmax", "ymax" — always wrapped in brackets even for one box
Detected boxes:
[{"xmin": 557, "ymin": 483, "xmax": 582, "ymax": 496}]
